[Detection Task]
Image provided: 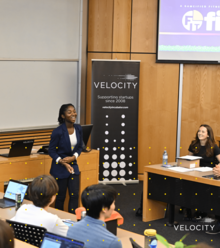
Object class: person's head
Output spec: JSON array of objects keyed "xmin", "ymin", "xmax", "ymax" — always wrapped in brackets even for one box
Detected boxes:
[
  {"xmin": 196, "ymin": 124, "xmax": 215, "ymax": 144},
  {"xmin": 0, "ymin": 220, "xmax": 14, "ymax": 248},
  {"xmin": 28, "ymin": 175, "xmax": 59, "ymax": 208},
  {"xmin": 191, "ymin": 124, "xmax": 216, "ymax": 157},
  {"xmin": 81, "ymin": 184, "xmax": 117, "ymax": 219},
  {"xmin": 58, "ymin": 104, "xmax": 76, "ymax": 125}
]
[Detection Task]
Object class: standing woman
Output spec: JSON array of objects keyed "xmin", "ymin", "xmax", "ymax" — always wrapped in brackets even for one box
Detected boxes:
[{"xmin": 49, "ymin": 104, "xmax": 83, "ymax": 214}]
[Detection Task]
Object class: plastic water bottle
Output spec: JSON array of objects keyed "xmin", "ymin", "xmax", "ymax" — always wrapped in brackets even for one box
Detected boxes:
[
  {"xmin": 162, "ymin": 150, "xmax": 168, "ymax": 166},
  {"xmin": 81, "ymin": 211, "xmax": 86, "ymax": 220},
  {"xmin": 144, "ymin": 229, "xmax": 157, "ymax": 248},
  {"xmin": 15, "ymin": 193, "xmax": 21, "ymax": 211}
]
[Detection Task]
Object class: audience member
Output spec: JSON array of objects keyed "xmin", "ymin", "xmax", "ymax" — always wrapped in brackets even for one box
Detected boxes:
[
  {"xmin": 0, "ymin": 219, "xmax": 14, "ymax": 248},
  {"xmin": 67, "ymin": 184, "xmax": 122, "ymax": 248},
  {"xmin": 11, "ymin": 175, "xmax": 68, "ymax": 236}
]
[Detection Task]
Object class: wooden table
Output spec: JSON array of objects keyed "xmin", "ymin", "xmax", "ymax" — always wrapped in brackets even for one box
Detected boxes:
[
  {"xmin": 143, "ymin": 163, "xmax": 219, "ymax": 223},
  {"xmin": 0, "ymin": 193, "xmax": 166, "ymax": 248},
  {"xmin": 0, "ymin": 148, "xmax": 99, "ymax": 210}
]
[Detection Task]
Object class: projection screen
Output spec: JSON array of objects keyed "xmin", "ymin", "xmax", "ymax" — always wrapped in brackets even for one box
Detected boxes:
[{"xmin": 157, "ymin": 0, "xmax": 220, "ymax": 63}]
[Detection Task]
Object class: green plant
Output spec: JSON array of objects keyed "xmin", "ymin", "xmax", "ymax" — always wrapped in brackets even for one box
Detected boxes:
[{"xmin": 156, "ymin": 234, "xmax": 196, "ymax": 248}]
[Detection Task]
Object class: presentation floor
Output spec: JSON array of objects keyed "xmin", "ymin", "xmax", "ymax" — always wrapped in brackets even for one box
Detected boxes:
[{"xmin": 113, "ymin": 181, "xmax": 220, "ymax": 248}]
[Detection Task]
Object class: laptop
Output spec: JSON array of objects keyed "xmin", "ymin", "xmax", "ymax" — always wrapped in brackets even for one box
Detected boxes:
[
  {"xmin": 0, "ymin": 179, "xmax": 28, "ymax": 208},
  {"xmin": 37, "ymin": 145, "xmax": 49, "ymax": 154},
  {"xmin": 40, "ymin": 232, "xmax": 85, "ymax": 248},
  {"xmin": 0, "ymin": 139, "xmax": 34, "ymax": 157}
]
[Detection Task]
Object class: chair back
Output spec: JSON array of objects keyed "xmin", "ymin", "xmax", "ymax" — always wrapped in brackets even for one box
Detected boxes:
[
  {"xmin": 6, "ymin": 219, "xmax": 47, "ymax": 247},
  {"xmin": 129, "ymin": 238, "xmax": 143, "ymax": 248}
]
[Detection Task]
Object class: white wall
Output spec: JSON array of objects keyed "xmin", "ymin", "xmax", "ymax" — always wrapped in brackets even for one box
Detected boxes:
[{"xmin": 0, "ymin": 0, "xmax": 81, "ymax": 131}]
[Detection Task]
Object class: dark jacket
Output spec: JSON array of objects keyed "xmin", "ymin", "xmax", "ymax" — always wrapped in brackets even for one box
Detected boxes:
[{"xmin": 49, "ymin": 123, "xmax": 83, "ymax": 178}]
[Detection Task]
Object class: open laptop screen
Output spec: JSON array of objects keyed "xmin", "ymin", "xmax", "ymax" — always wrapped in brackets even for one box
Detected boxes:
[
  {"xmin": 4, "ymin": 181, "xmax": 28, "ymax": 201},
  {"xmin": 40, "ymin": 232, "xmax": 84, "ymax": 248}
]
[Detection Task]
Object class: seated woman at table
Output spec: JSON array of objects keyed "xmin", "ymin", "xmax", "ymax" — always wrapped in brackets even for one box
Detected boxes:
[
  {"xmin": 0, "ymin": 219, "xmax": 14, "ymax": 248},
  {"xmin": 11, "ymin": 175, "xmax": 68, "ymax": 236},
  {"xmin": 184, "ymin": 124, "xmax": 220, "ymax": 221},
  {"xmin": 188, "ymin": 124, "xmax": 220, "ymax": 167}
]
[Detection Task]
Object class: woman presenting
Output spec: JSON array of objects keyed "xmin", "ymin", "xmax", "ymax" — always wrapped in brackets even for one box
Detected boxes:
[{"xmin": 49, "ymin": 104, "xmax": 83, "ymax": 214}]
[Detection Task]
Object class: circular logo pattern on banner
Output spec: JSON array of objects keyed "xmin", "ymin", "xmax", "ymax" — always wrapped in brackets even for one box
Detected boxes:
[
  {"xmin": 104, "ymin": 154, "xmax": 109, "ymax": 160},
  {"xmin": 119, "ymin": 170, "xmax": 126, "ymax": 176},
  {"xmin": 112, "ymin": 154, "xmax": 117, "ymax": 160},
  {"xmin": 111, "ymin": 162, "xmax": 118, "ymax": 168},
  {"xmin": 103, "ymin": 162, "xmax": 110, "ymax": 169},
  {"xmin": 120, "ymin": 154, "xmax": 125, "ymax": 159},
  {"xmin": 103, "ymin": 170, "xmax": 109, "ymax": 177},
  {"xmin": 111, "ymin": 170, "xmax": 118, "ymax": 177},
  {"xmin": 119, "ymin": 162, "xmax": 126, "ymax": 168}
]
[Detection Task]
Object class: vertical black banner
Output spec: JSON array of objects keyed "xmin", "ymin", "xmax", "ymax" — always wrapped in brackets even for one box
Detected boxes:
[{"xmin": 91, "ymin": 60, "xmax": 140, "ymax": 182}]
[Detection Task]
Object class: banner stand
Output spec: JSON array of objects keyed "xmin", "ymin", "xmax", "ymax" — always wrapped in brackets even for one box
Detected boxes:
[
  {"xmin": 91, "ymin": 59, "xmax": 140, "ymax": 184},
  {"xmin": 99, "ymin": 180, "xmax": 139, "ymax": 186}
]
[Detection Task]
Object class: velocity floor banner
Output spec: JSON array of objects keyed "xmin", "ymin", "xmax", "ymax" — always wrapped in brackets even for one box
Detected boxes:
[{"xmin": 91, "ymin": 60, "xmax": 140, "ymax": 183}]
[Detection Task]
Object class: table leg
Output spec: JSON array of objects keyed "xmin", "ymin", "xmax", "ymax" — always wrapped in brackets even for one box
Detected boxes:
[
  {"xmin": 167, "ymin": 204, "xmax": 178, "ymax": 227},
  {"xmin": 143, "ymin": 171, "xmax": 166, "ymax": 222}
]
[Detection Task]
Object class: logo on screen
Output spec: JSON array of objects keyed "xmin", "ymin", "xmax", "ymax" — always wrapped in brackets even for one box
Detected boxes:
[{"xmin": 182, "ymin": 10, "xmax": 203, "ymax": 31}]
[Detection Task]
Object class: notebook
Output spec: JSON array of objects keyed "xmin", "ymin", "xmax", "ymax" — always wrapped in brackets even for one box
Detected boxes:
[
  {"xmin": 40, "ymin": 232, "xmax": 85, "ymax": 248},
  {"xmin": 0, "ymin": 139, "xmax": 34, "ymax": 157},
  {"xmin": 0, "ymin": 179, "xmax": 28, "ymax": 208}
]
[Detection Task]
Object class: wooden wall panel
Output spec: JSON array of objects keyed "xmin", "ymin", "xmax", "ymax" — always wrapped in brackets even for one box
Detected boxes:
[
  {"xmin": 180, "ymin": 64, "xmax": 220, "ymax": 156},
  {"xmin": 131, "ymin": 0, "xmax": 158, "ymax": 53},
  {"xmin": 88, "ymin": 0, "xmax": 114, "ymax": 52},
  {"xmin": 113, "ymin": 0, "xmax": 131, "ymax": 52},
  {"xmin": 86, "ymin": 53, "xmax": 112, "ymax": 125},
  {"xmin": 112, "ymin": 53, "xmax": 130, "ymax": 60},
  {"xmin": 131, "ymin": 54, "xmax": 179, "ymax": 174}
]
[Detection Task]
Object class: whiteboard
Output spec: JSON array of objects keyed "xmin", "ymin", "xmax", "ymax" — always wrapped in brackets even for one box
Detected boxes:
[
  {"xmin": 0, "ymin": 61, "xmax": 78, "ymax": 131},
  {"xmin": 0, "ymin": 0, "xmax": 80, "ymax": 59}
]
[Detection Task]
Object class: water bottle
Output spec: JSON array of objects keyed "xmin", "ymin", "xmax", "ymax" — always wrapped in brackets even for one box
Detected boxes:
[
  {"xmin": 15, "ymin": 193, "xmax": 21, "ymax": 211},
  {"xmin": 81, "ymin": 211, "xmax": 86, "ymax": 220},
  {"xmin": 162, "ymin": 150, "xmax": 168, "ymax": 166},
  {"xmin": 144, "ymin": 229, "xmax": 157, "ymax": 248}
]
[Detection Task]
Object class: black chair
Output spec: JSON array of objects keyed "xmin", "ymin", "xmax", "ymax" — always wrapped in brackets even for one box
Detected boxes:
[
  {"xmin": 6, "ymin": 220, "xmax": 46, "ymax": 247},
  {"xmin": 129, "ymin": 238, "xmax": 143, "ymax": 248}
]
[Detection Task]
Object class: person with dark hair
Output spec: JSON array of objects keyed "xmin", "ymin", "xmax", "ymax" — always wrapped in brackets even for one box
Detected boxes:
[
  {"xmin": 67, "ymin": 184, "xmax": 122, "ymax": 248},
  {"xmin": 188, "ymin": 124, "xmax": 220, "ymax": 167},
  {"xmin": 184, "ymin": 125, "xmax": 220, "ymax": 224},
  {"xmin": 11, "ymin": 175, "xmax": 68, "ymax": 236},
  {"xmin": 0, "ymin": 220, "xmax": 14, "ymax": 248},
  {"xmin": 49, "ymin": 104, "xmax": 83, "ymax": 214}
]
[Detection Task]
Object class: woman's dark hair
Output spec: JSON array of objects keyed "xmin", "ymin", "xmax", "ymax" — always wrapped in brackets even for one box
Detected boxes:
[
  {"xmin": 58, "ymin": 104, "xmax": 75, "ymax": 125},
  {"xmin": 81, "ymin": 184, "xmax": 117, "ymax": 219},
  {"xmin": 28, "ymin": 175, "xmax": 59, "ymax": 208},
  {"xmin": 190, "ymin": 124, "xmax": 216, "ymax": 157},
  {"xmin": 0, "ymin": 220, "xmax": 14, "ymax": 248}
]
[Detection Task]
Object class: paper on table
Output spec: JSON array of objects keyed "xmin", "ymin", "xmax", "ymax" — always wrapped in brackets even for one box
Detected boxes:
[
  {"xmin": 168, "ymin": 167, "xmax": 194, "ymax": 172},
  {"xmin": 193, "ymin": 167, "xmax": 213, "ymax": 172},
  {"xmin": 176, "ymin": 155, "xmax": 202, "ymax": 160}
]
